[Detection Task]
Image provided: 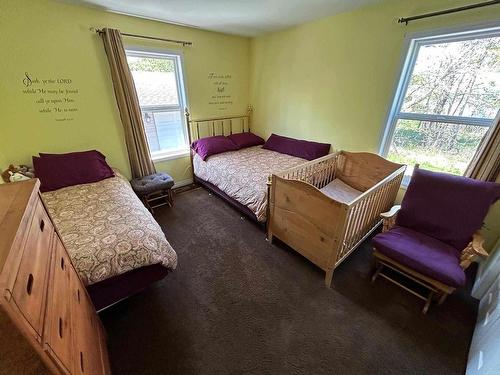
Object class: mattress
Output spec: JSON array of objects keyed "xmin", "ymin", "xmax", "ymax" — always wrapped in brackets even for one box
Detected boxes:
[
  {"xmin": 193, "ymin": 146, "xmax": 306, "ymax": 221},
  {"xmin": 42, "ymin": 173, "xmax": 178, "ymax": 286},
  {"xmin": 320, "ymin": 179, "xmax": 362, "ymax": 204}
]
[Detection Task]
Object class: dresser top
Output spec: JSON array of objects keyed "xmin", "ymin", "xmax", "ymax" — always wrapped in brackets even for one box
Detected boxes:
[{"xmin": 0, "ymin": 179, "xmax": 40, "ymax": 271}]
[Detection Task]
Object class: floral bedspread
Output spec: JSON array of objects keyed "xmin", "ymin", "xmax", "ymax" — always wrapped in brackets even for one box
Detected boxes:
[
  {"xmin": 193, "ymin": 146, "xmax": 306, "ymax": 221},
  {"xmin": 42, "ymin": 174, "xmax": 177, "ymax": 286}
]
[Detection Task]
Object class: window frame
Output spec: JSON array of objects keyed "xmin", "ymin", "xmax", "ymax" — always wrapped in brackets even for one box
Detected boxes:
[
  {"xmin": 125, "ymin": 46, "xmax": 190, "ymax": 162},
  {"xmin": 379, "ymin": 22, "xmax": 500, "ymax": 186}
]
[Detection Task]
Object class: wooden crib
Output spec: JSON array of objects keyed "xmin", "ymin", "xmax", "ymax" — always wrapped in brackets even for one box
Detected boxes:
[{"xmin": 267, "ymin": 151, "xmax": 405, "ymax": 287}]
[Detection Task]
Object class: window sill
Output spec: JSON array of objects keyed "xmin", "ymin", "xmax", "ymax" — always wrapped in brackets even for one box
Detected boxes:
[{"xmin": 152, "ymin": 149, "xmax": 190, "ymax": 163}]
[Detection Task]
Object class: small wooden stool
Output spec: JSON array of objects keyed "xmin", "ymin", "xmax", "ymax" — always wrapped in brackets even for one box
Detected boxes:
[{"xmin": 131, "ymin": 172, "xmax": 174, "ymax": 213}]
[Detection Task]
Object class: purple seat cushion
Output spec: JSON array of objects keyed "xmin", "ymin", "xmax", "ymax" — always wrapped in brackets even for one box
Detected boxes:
[
  {"xmin": 33, "ymin": 151, "xmax": 114, "ymax": 192},
  {"xmin": 262, "ymin": 133, "xmax": 330, "ymax": 161},
  {"xmin": 373, "ymin": 226, "xmax": 466, "ymax": 287},
  {"xmin": 191, "ymin": 135, "xmax": 239, "ymax": 161},
  {"xmin": 227, "ymin": 132, "xmax": 264, "ymax": 149},
  {"xmin": 397, "ymin": 168, "xmax": 500, "ymax": 250}
]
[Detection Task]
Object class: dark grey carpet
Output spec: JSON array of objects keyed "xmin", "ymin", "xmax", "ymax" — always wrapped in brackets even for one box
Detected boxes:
[{"xmin": 99, "ymin": 187, "xmax": 477, "ymax": 375}]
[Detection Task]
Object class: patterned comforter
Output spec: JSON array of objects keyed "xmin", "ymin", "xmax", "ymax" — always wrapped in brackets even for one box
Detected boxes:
[
  {"xmin": 42, "ymin": 174, "xmax": 178, "ymax": 286},
  {"xmin": 193, "ymin": 146, "xmax": 306, "ymax": 221}
]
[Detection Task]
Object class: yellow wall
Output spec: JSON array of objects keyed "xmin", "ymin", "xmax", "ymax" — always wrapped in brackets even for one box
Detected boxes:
[
  {"xmin": 0, "ymin": 0, "xmax": 250, "ymax": 183},
  {"xmin": 250, "ymin": 0, "xmax": 499, "ymax": 150},
  {"xmin": 249, "ymin": 0, "xmax": 500, "ymax": 248}
]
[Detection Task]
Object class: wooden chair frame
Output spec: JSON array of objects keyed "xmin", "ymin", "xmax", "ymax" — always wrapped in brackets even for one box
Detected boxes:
[{"xmin": 372, "ymin": 206, "xmax": 489, "ymax": 313}]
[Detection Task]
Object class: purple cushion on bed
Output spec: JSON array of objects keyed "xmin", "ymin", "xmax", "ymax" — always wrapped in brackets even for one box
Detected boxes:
[
  {"xmin": 397, "ymin": 168, "xmax": 500, "ymax": 250},
  {"xmin": 262, "ymin": 133, "xmax": 330, "ymax": 160},
  {"xmin": 191, "ymin": 135, "xmax": 239, "ymax": 161},
  {"xmin": 227, "ymin": 132, "xmax": 264, "ymax": 149},
  {"xmin": 33, "ymin": 151, "xmax": 114, "ymax": 192},
  {"xmin": 373, "ymin": 226, "xmax": 466, "ymax": 287}
]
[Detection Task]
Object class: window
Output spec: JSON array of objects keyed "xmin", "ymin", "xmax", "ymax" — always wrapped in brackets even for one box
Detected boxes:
[
  {"xmin": 381, "ymin": 26, "xmax": 500, "ymax": 183},
  {"xmin": 126, "ymin": 49, "xmax": 188, "ymax": 161}
]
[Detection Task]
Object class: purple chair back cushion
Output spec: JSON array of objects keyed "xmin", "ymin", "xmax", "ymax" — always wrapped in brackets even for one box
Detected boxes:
[
  {"xmin": 191, "ymin": 135, "xmax": 239, "ymax": 161},
  {"xmin": 227, "ymin": 132, "xmax": 264, "ymax": 149},
  {"xmin": 262, "ymin": 133, "xmax": 330, "ymax": 160},
  {"xmin": 397, "ymin": 168, "xmax": 500, "ymax": 250},
  {"xmin": 33, "ymin": 151, "xmax": 114, "ymax": 192}
]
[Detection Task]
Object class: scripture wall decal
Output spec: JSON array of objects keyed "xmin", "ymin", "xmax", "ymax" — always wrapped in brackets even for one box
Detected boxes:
[
  {"xmin": 207, "ymin": 72, "xmax": 233, "ymax": 111},
  {"xmin": 21, "ymin": 72, "xmax": 79, "ymax": 122}
]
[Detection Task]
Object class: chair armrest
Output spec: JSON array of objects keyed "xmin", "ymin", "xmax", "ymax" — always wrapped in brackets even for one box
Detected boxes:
[
  {"xmin": 380, "ymin": 205, "xmax": 401, "ymax": 232},
  {"xmin": 460, "ymin": 232, "xmax": 489, "ymax": 270}
]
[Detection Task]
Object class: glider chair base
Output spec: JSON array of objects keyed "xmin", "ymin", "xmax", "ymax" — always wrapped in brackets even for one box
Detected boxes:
[{"xmin": 372, "ymin": 250, "xmax": 455, "ymax": 314}]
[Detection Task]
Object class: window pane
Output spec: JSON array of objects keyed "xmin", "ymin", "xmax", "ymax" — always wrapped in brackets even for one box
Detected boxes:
[
  {"xmin": 142, "ymin": 110, "xmax": 186, "ymax": 153},
  {"xmin": 387, "ymin": 119, "xmax": 489, "ymax": 175},
  {"xmin": 127, "ymin": 56, "xmax": 179, "ymax": 106},
  {"xmin": 401, "ymin": 36, "xmax": 500, "ymax": 119}
]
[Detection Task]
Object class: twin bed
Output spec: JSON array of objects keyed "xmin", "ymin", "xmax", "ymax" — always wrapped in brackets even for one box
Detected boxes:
[{"xmin": 40, "ymin": 169, "xmax": 177, "ymax": 310}]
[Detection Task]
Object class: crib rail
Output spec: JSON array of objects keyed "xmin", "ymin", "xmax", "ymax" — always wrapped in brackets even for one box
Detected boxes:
[
  {"xmin": 337, "ymin": 166, "xmax": 405, "ymax": 264},
  {"xmin": 274, "ymin": 153, "xmax": 339, "ymax": 189}
]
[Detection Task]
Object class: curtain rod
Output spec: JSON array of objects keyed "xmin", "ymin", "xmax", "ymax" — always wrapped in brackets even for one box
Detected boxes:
[
  {"xmin": 91, "ymin": 27, "xmax": 192, "ymax": 46},
  {"xmin": 398, "ymin": 0, "xmax": 500, "ymax": 25}
]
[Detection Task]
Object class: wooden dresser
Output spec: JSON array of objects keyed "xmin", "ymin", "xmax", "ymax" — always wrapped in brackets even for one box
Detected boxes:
[{"xmin": 0, "ymin": 179, "xmax": 111, "ymax": 375}]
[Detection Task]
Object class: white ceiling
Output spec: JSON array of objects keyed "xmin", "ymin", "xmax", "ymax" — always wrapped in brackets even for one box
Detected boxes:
[{"xmin": 63, "ymin": 0, "xmax": 381, "ymax": 37}]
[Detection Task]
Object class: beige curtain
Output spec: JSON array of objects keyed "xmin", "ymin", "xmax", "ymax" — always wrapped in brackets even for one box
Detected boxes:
[
  {"xmin": 465, "ymin": 110, "xmax": 500, "ymax": 182},
  {"xmin": 101, "ymin": 28, "xmax": 156, "ymax": 179}
]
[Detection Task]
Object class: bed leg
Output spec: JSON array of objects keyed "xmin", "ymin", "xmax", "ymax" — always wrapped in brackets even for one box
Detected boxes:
[
  {"xmin": 325, "ymin": 269, "xmax": 334, "ymax": 288},
  {"xmin": 266, "ymin": 231, "xmax": 273, "ymax": 243}
]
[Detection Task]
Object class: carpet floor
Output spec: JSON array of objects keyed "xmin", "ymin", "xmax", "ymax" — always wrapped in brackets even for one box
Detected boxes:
[{"xmin": 99, "ymin": 187, "xmax": 478, "ymax": 375}]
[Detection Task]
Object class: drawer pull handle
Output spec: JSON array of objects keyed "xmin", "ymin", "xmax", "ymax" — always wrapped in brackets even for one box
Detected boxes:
[
  {"xmin": 26, "ymin": 274, "xmax": 34, "ymax": 295},
  {"xmin": 60, "ymin": 257, "xmax": 65, "ymax": 270},
  {"xmin": 40, "ymin": 219, "xmax": 45, "ymax": 232},
  {"xmin": 58, "ymin": 318, "xmax": 63, "ymax": 338},
  {"xmin": 80, "ymin": 352, "xmax": 84, "ymax": 372}
]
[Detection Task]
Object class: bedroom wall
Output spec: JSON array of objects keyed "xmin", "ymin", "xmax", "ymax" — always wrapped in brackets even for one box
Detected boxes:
[
  {"xmin": 249, "ymin": 0, "xmax": 500, "ymax": 249},
  {"xmin": 0, "ymin": 0, "xmax": 250, "ymax": 183}
]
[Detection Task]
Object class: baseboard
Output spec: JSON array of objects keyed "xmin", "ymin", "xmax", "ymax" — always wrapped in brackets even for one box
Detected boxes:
[{"xmin": 173, "ymin": 178, "xmax": 193, "ymax": 189}]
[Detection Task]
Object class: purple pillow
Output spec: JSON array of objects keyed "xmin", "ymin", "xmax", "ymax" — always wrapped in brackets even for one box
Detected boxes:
[
  {"xmin": 33, "ymin": 151, "xmax": 114, "ymax": 192},
  {"xmin": 40, "ymin": 150, "xmax": 106, "ymax": 160},
  {"xmin": 227, "ymin": 132, "xmax": 264, "ymax": 149},
  {"xmin": 262, "ymin": 134, "xmax": 330, "ymax": 160},
  {"xmin": 191, "ymin": 135, "xmax": 239, "ymax": 161},
  {"xmin": 397, "ymin": 168, "xmax": 500, "ymax": 251}
]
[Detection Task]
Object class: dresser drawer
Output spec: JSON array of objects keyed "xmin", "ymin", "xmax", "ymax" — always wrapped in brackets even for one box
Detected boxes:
[
  {"xmin": 71, "ymin": 276, "xmax": 106, "ymax": 375},
  {"xmin": 44, "ymin": 236, "xmax": 74, "ymax": 374},
  {"xmin": 10, "ymin": 196, "xmax": 54, "ymax": 336}
]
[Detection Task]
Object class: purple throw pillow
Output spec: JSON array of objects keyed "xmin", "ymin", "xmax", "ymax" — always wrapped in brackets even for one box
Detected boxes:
[
  {"xmin": 262, "ymin": 133, "xmax": 330, "ymax": 160},
  {"xmin": 40, "ymin": 149, "xmax": 107, "ymax": 160},
  {"xmin": 227, "ymin": 132, "xmax": 265, "ymax": 149},
  {"xmin": 192, "ymin": 135, "xmax": 239, "ymax": 161},
  {"xmin": 33, "ymin": 151, "xmax": 114, "ymax": 192}
]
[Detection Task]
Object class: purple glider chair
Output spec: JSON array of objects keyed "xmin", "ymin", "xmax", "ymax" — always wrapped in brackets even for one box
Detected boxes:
[{"xmin": 371, "ymin": 167, "xmax": 500, "ymax": 313}]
